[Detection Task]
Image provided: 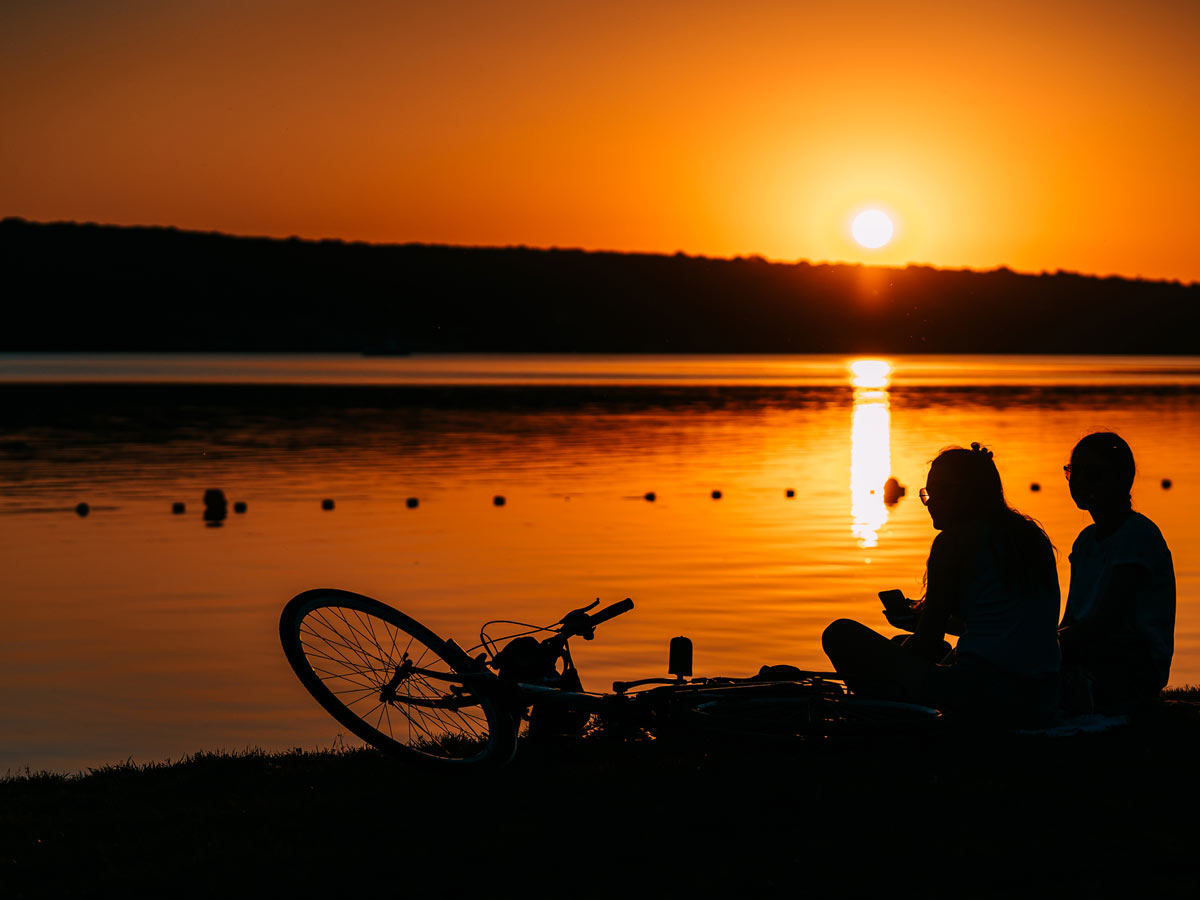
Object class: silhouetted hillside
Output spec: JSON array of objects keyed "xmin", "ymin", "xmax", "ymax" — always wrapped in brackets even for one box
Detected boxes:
[{"xmin": 3, "ymin": 218, "xmax": 1197, "ymax": 353}]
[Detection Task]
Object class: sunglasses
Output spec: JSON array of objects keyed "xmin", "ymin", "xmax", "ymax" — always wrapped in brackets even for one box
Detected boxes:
[{"xmin": 1063, "ymin": 463, "xmax": 1108, "ymax": 481}]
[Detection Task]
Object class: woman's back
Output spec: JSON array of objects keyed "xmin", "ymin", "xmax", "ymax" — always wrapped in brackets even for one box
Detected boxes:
[{"xmin": 956, "ymin": 520, "xmax": 1061, "ymax": 679}]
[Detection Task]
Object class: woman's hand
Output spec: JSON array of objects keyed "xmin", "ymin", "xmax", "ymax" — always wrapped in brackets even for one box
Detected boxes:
[{"xmin": 883, "ymin": 606, "xmax": 920, "ymax": 632}]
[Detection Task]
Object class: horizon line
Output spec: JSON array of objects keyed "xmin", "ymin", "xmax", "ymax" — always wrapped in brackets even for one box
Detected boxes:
[{"xmin": 4, "ymin": 215, "xmax": 1195, "ymax": 289}]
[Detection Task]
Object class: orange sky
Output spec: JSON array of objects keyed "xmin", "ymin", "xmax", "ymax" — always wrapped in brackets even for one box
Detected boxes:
[{"xmin": 2, "ymin": 1, "xmax": 1198, "ymax": 281}]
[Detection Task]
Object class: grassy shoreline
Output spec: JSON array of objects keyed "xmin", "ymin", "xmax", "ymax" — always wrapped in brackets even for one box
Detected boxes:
[
  {"xmin": 7, "ymin": 687, "xmax": 1198, "ymax": 784},
  {"xmin": 5, "ymin": 694, "xmax": 1200, "ymax": 897}
]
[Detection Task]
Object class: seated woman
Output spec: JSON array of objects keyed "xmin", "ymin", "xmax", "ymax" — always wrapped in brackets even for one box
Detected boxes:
[
  {"xmin": 823, "ymin": 443, "xmax": 1061, "ymax": 728},
  {"xmin": 1059, "ymin": 432, "xmax": 1175, "ymax": 715}
]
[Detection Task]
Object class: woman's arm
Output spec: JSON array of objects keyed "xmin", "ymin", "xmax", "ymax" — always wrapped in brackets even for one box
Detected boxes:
[{"xmin": 907, "ymin": 531, "xmax": 958, "ymax": 662}]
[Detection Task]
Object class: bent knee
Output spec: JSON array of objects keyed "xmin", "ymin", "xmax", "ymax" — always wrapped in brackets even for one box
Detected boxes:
[{"xmin": 822, "ymin": 618, "xmax": 865, "ymax": 654}]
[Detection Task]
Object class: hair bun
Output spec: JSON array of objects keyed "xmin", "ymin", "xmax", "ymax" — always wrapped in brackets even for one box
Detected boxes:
[{"xmin": 970, "ymin": 442, "xmax": 994, "ymax": 460}]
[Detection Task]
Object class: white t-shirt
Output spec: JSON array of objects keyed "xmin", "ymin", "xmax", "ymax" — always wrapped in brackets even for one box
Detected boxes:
[{"xmin": 1066, "ymin": 511, "xmax": 1176, "ymax": 688}]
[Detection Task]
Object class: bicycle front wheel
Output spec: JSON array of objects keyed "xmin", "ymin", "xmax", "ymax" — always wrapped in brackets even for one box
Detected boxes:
[{"xmin": 280, "ymin": 589, "xmax": 516, "ymax": 769}]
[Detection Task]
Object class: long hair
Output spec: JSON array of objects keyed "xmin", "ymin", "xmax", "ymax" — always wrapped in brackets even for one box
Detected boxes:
[{"xmin": 922, "ymin": 443, "xmax": 1055, "ymax": 602}]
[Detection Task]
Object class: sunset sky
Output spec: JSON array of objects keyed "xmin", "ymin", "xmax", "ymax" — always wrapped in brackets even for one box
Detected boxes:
[{"xmin": 2, "ymin": 1, "xmax": 1198, "ymax": 281}]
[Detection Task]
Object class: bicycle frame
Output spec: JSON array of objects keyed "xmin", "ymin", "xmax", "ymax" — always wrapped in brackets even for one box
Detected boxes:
[{"xmin": 461, "ymin": 606, "xmax": 855, "ymax": 734}]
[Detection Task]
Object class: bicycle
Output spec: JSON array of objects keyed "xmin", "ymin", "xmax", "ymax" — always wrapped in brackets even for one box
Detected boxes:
[{"xmin": 279, "ymin": 588, "xmax": 942, "ymax": 770}]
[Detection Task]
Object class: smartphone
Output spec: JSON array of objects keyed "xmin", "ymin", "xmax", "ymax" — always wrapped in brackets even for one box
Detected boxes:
[{"xmin": 878, "ymin": 589, "xmax": 909, "ymax": 613}]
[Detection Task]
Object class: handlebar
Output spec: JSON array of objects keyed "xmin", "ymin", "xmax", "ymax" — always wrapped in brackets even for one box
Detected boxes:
[
  {"xmin": 589, "ymin": 598, "xmax": 634, "ymax": 627},
  {"xmin": 558, "ymin": 598, "xmax": 634, "ymax": 639}
]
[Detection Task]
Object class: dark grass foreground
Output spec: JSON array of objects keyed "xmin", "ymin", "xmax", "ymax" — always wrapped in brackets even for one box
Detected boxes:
[{"xmin": 5, "ymin": 694, "xmax": 1200, "ymax": 899}]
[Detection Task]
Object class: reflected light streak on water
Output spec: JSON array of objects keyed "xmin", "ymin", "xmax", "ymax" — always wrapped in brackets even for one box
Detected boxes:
[
  {"xmin": 849, "ymin": 360, "xmax": 893, "ymax": 549},
  {"xmin": 848, "ymin": 358, "xmax": 892, "ymax": 390},
  {"xmin": 850, "ymin": 388, "xmax": 891, "ymax": 549}
]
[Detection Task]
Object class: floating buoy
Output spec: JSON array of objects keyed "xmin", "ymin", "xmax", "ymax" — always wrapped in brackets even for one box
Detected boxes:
[
  {"xmin": 172, "ymin": 502, "xmax": 186, "ymax": 514},
  {"xmin": 883, "ymin": 477, "xmax": 905, "ymax": 505},
  {"xmin": 75, "ymin": 502, "xmax": 90, "ymax": 517},
  {"xmin": 711, "ymin": 489, "xmax": 722, "ymax": 500},
  {"xmin": 322, "ymin": 499, "xmax": 335, "ymax": 510},
  {"xmin": 234, "ymin": 501, "xmax": 247, "ymax": 513},
  {"xmin": 785, "ymin": 489, "xmax": 795, "ymax": 498},
  {"xmin": 1030, "ymin": 483, "xmax": 1041, "ymax": 492},
  {"xmin": 406, "ymin": 497, "xmax": 419, "ymax": 509},
  {"xmin": 493, "ymin": 495, "xmax": 506, "ymax": 506},
  {"xmin": 644, "ymin": 492, "xmax": 656, "ymax": 502},
  {"xmin": 203, "ymin": 490, "xmax": 228, "ymax": 524},
  {"xmin": 1162, "ymin": 478, "xmax": 1172, "ymax": 489}
]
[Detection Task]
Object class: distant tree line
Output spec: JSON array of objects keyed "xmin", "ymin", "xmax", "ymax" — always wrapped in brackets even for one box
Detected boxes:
[{"xmin": 2, "ymin": 217, "xmax": 1197, "ymax": 354}]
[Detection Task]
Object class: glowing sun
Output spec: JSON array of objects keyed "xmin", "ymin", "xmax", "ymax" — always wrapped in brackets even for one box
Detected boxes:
[{"xmin": 851, "ymin": 209, "xmax": 894, "ymax": 249}]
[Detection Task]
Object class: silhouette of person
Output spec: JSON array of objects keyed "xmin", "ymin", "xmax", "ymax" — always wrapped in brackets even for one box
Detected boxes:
[
  {"xmin": 1058, "ymin": 433, "xmax": 1175, "ymax": 715},
  {"xmin": 823, "ymin": 443, "xmax": 1061, "ymax": 728}
]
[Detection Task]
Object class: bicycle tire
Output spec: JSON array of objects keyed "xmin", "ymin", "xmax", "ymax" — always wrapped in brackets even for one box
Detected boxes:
[{"xmin": 280, "ymin": 589, "xmax": 516, "ymax": 769}]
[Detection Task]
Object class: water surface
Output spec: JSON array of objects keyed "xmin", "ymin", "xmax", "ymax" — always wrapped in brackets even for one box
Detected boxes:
[{"xmin": 3, "ymin": 354, "xmax": 1198, "ymax": 773}]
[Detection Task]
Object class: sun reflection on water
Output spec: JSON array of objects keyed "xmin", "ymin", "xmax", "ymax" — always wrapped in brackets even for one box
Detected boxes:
[
  {"xmin": 849, "ymin": 358, "xmax": 892, "ymax": 389},
  {"xmin": 849, "ymin": 359, "xmax": 893, "ymax": 548}
]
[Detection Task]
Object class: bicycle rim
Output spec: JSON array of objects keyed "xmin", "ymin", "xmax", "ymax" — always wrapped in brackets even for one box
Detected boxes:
[{"xmin": 280, "ymin": 589, "xmax": 516, "ymax": 769}]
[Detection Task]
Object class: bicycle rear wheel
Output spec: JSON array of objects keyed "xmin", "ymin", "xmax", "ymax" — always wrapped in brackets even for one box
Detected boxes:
[{"xmin": 280, "ymin": 589, "xmax": 516, "ymax": 769}]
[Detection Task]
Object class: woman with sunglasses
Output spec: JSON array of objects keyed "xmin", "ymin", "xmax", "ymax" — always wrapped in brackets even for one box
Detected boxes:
[
  {"xmin": 1059, "ymin": 432, "xmax": 1175, "ymax": 715},
  {"xmin": 822, "ymin": 443, "xmax": 1061, "ymax": 727}
]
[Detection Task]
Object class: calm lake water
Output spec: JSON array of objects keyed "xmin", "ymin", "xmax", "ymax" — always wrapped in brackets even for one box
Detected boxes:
[{"xmin": 3, "ymin": 353, "xmax": 1199, "ymax": 773}]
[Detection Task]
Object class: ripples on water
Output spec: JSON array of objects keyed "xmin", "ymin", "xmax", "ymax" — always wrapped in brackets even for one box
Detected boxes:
[{"xmin": 2, "ymin": 354, "xmax": 1199, "ymax": 772}]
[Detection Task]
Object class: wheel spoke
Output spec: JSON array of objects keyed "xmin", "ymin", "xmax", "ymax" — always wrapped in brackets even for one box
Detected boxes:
[
  {"xmin": 330, "ymin": 606, "xmax": 395, "ymax": 672},
  {"xmin": 303, "ymin": 643, "xmax": 384, "ymax": 681},
  {"xmin": 306, "ymin": 613, "xmax": 389, "ymax": 679},
  {"xmin": 301, "ymin": 621, "xmax": 375, "ymax": 674}
]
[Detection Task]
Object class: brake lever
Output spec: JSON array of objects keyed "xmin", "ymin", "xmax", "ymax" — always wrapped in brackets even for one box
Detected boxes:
[
  {"xmin": 558, "ymin": 599, "xmax": 601, "ymax": 640},
  {"xmin": 558, "ymin": 599, "xmax": 600, "ymax": 623}
]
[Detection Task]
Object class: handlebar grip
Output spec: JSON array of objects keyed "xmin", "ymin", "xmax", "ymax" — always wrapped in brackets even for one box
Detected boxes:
[{"xmin": 588, "ymin": 598, "xmax": 634, "ymax": 627}]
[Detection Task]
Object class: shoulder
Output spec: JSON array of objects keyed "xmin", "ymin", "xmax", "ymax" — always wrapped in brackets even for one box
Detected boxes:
[
  {"xmin": 1016, "ymin": 514, "xmax": 1054, "ymax": 554},
  {"xmin": 929, "ymin": 524, "xmax": 988, "ymax": 573},
  {"xmin": 932, "ymin": 524, "xmax": 980, "ymax": 554},
  {"xmin": 1125, "ymin": 512, "xmax": 1167, "ymax": 543},
  {"xmin": 1117, "ymin": 512, "xmax": 1172, "ymax": 560},
  {"xmin": 1072, "ymin": 524, "xmax": 1096, "ymax": 551},
  {"xmin": 928, "ymin": 529, "xmax": 965, "ymax": 568}
]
